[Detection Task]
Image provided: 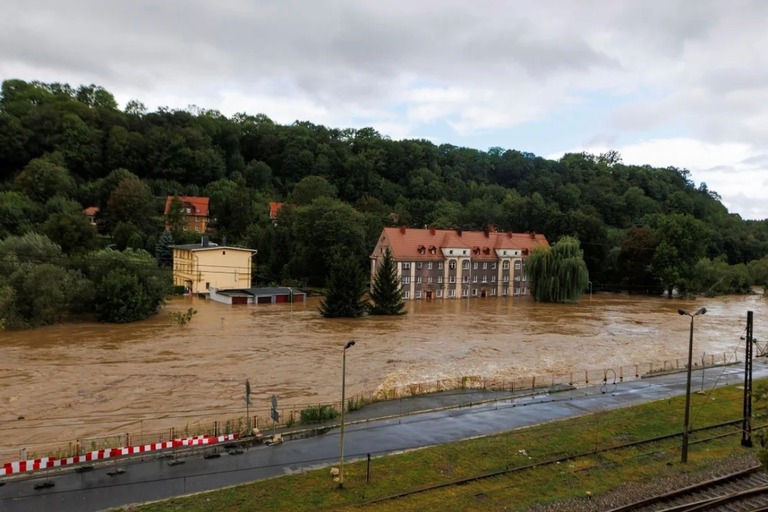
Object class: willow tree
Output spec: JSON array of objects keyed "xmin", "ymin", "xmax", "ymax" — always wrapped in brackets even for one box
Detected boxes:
[{"xmin": 525, "ymin": 236, "xmax": 589, "ymax": 303}]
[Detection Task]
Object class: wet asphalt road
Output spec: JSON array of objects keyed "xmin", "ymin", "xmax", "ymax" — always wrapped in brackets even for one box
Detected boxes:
[{"xmin": 2, "ymin": 361, "xmax": 766, "ymax": 512}]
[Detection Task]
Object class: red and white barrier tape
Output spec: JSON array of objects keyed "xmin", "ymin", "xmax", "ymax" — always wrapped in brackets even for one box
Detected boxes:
[{"xmin": 1, "ymin": 433, "xmax": 238, "ymax": 476}]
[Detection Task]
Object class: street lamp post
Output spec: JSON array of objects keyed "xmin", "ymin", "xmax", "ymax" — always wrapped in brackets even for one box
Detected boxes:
[
  {"xmin": 678, "ymin": 307, "xmax": 706, "ymax": 463},
  {"xmin": 339, "ymin": 340, "xmax": 355, "ymax": 488}
]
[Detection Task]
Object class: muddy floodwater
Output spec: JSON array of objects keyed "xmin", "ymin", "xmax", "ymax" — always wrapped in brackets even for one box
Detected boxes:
[{"xmin": 1, "ymin": 293, "xmax": 765, "ymax": 455}]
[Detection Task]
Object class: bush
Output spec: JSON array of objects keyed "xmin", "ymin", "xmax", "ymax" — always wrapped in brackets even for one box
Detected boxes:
[{"xmin": 299, "ymin": 404, "xmax": 339, "ymax": 425}]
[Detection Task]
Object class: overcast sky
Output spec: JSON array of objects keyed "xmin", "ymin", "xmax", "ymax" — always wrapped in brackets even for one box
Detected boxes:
[{"xmin": 3, "ymin": 1, "xmax": 766, "ymax": 219}]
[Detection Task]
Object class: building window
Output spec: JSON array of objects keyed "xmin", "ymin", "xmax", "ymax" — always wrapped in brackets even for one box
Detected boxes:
[
  {"xmin": 482, "ymin": 275, "xmax": 487, "ymax": 283},
  {"xmin": 483, "ymin": 262, "xmax": 487, "ymax": 269},
  {"xmin": 437, "ymin": 289, "xmax": 443, "ymax": 297},
  {"xmin": 492, "ymin": 262, "xmax": 497, "ymax": 270},
  {"xmin": 472, "ymin": 275, "xmax": 478, "ymax": 283},
  {"xmin": 462, "ymin": 276, "xmax": 468, "ymax": 283},
  {"xmin": 448, "ymin": 289, "xmax": 455, "ymax": 297},
  {"xmin": 428, "ymin": 276, "xmax": 433, "ymax": 283},
  {"xmin": 515, "ymin": 261, "xmax": 521, "ymax": 270},
  {"xmin": 428, "ymin": 262, "xmax": 433, "ymax": 270},
  {"xmin": 438, "ymin": 276, "xmax": 443, "ymax": 283},
  {"xmin": 449, "ymin": 276, "xmax": 456, "ymax": 284},
  {"xmin": 522, "ymin": 287, "xmax": 527, "ymax": 295},
  {"xmin": 438, "ymin": 262, "xmax": 444, "ymax": 270},
  {"xmin": 503, "ymin": 275, "xmax": 509, "ymax": 282},
  {"xmin": 403, "ymin": 290, "xmax": 410, "ymax": 299},
  {"xmin": 402, "ymin": 276, "xmax": 410, "ymax": 284},
  {"xmin": 503, "ymin": 261, "xmax": 510, "ymax": 270},
  {"xmin": 472, "ymin": 288, "xmax": 477, "ymax": 296},
  {"xmin": 416, "ymin": 276, "xmax": 422, "ymax": 284},
  {"xmin": 473, "ymin": 262, "xmax": 478, "ymax": 270},
  {"xmin": 490, "ymin": 288, "xmax": 496, "ymax": 296},
  {"xmin": 402, "ymin": 262, "xmax": 411, "ymax": 270},
  {"xmin": 194, "ymin": 226, "xmax": 200, "ymax": 232},
  {"xmin": 449, "ymin": 260, "xmax": 456, "ymax": 270},
  {"xmin": 514, "ymin": 275, "xmax": 521, "ymax": 281},
  {"xmin": 491, "ymin": 276, "xmax": 496, "ymax": 283},
  {"xmin": 416, "ymin": 290, "xmax": 422, "ymax": 299},
  {"xmin": 514, "ymin": 287, "xmax": 520, "ymax": 295},
  {"xmin": 222, "ymin": 250, "xmax": 226, "ymax": 255},
  {"xmin": 205, "ymin": 282, "xmax": 210, "ymax": 290},
  {"xmin": 462, "ymin": 261, "xmax": 469, "ymax": 270},
  {"xmin": 462, "ymin": 289, "xmax": 468, "ymax": 297},
  {"xmin": 195, "ymin": 216, "xmax": 199, "ymax": 223},
  {"xmin": 416, "ymin": 262, "xmax": 422, "ymax": 270},
  {"xmin": 502, "ymin": 287, "xmax": 508, "ymax": 296}
]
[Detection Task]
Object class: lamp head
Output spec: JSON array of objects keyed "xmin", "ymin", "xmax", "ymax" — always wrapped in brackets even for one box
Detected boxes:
[
  {"xmin": 694, "ymin": 307, "xmax": 706, "ymax": 316},
  {"xmin": 344, "ymin": 340, "xmax": 355, "ymax": 350},
  {"xmin": 678, "ymin": 308, "xmax": 689, "ymax": 316}
]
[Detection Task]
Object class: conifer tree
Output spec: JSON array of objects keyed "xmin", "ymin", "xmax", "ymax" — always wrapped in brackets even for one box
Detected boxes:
[
  {"xmin": 369, "ymin": 248, "xmax": 406, "ymax": 315},
  {"xmin": 525, "ymin": 236, "xmax": 589, "ymax": 303},
  {"xmin": 319, "ymin": 253, "xmax": 368, "ymax": 318}
]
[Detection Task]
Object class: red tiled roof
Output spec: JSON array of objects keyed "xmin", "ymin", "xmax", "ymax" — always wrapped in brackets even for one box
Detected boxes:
[
  {"xmin": 164, "ymin": 196, "xmax": 209, "ymax": 216},
  {"xmin": 372, "ymin": 227, "xmax": 549, "ymax": 261},
  {"xmin": 83, "ymin": 206, "xmax": 99, "ymax": 216},
  {"xmin": 269, "ymin": 201, "xmax": 284, "ymax": 219}
]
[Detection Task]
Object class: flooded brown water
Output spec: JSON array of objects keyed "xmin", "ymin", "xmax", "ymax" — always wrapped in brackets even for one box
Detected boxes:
[{"xmin": 1, "ymin": 293, "xmax": 765, "ymax": 455}]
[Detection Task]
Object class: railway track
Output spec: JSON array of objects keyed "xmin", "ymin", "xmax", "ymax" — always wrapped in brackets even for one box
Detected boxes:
[{"xmin": 607, "ymin": 465, "xmax": 768, "ymax": 511}]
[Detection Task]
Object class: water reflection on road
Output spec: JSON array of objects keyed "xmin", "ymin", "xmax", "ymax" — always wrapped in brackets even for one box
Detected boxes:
[{"xmin": 0, "ymin": 293, "xmax": 764, "ymax": 452}]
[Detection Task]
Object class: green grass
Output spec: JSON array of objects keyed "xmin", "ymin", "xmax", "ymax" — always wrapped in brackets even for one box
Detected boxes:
[{"xmin": 129, "ymin": 383, "xmax": 764, "ymax": 512}]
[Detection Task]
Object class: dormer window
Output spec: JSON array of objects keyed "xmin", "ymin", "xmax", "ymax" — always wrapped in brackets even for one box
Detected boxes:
[
  {"xmin": 418, "ymin": 245, "xmax": 426, "ymax": 255},
  {"xmin": 429, "ymin": 245, "xmax": 436, "ymax": 254},
  {"xmin": 483, "ymin": 247, "xmax": 491, "ymax": 255}
]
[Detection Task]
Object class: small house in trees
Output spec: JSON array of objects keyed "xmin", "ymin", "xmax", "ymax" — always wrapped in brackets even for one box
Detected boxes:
[
  {"xmin": 83, "ymin": 206, "xmax": 99, "ymax": 227},
  {"xmin": 164, "ymin": 196, "xmax": 210, "ymax": 233},
  {"xmin": 370, "ymin": 227, "xmax": 548, "ymax": 300},
  {"xmin": 269, "ymin": 201, "xmax": 284, "ymax": 224},
  {"xmin": 171, "ymin": 236, "xmax": 256, "ymax": 295}
]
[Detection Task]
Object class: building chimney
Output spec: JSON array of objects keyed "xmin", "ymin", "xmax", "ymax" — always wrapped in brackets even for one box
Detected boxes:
[
  {"xmin": 400, "ymin": 226, "xmax": 407, "ymax": 234},
  {"xmin": 530, "ymin": 232, "xmax": 536, "ymax": 239},
  {"xmin": 202, "ymin": 236, "xmax": 209, "ymax": 248},
  {"xmin": 456, "ymin": 229, "xmax": 462, "ymax": 236},
  {"xmin": 430, "ymin": 227, "xmax": 436, "ymax": 236}
]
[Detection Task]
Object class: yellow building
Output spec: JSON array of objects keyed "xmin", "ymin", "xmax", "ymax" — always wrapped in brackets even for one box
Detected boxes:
[{"xmin": 172, "ymin": 237, "xmax": 257, "ymax": 295}]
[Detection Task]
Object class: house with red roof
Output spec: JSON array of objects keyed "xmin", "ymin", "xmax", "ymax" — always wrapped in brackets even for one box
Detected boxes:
[
  {"xmin": 164, "ymin": 196, "xmax": 210, "ymax": 233},
  {"xmin": 370, "ymin": 227, "xmax": 549, "ymax": 300}
]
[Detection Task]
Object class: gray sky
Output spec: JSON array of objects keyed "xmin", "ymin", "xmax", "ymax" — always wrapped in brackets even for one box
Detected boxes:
[{"xmin": 3, "ymin": 0, "xmax": 766, "ymax": 219}]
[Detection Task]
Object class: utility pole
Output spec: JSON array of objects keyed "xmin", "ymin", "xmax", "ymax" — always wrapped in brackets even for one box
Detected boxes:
[{"xmin": 742, "ymin": 311, "xmax": 753, "ymax": 447}]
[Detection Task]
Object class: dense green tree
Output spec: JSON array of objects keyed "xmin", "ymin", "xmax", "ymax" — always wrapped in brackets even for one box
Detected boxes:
[
  {"xmin": 289, "ymin": 197, "xmax": 368, "ymax": 287},
  {"xmin": 105, "ymin": 178, "xmax": 156, "ymax": 232},
  {"xmin": 525, "ymin": 236, "xmax": 590, "ymax": 303},
  {"xmin": 291, "ymin": 175, "xmax": 337, "ymax": 205},
  {"xmin": 0, "ymin": 191, "xmax": 40, "ymax": 237},
  {"xmin": 13, "ymin": 156, "xmax": 76, "ymax": 202},
  {"xmin": 650, "ymin": 213, "xmax": 710, "ymax": 296},
  {"xmin": 319, "ymin": 253, "xmax": 368, "ymax": 318},
  {"xmin": 87, "ymin": 248, "xmax": 169, "ymax": 322},
  {"xmin": 41, "ymin": 210, "xmax": 99, "ymax": 254},
  {"xmin": 368, "ymin": 248, "xmax": 406, "ymax": 315}
]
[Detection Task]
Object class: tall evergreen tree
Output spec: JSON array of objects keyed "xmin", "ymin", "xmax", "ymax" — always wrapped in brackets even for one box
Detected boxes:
[
  {"xmin": 525, "ymin": 236, "xmax": 589, "ymax": 303},
  {"xmin": 368, "ymin": 248, "xmax": 406, "ymax": 315},
  {"xmin": 155, "ymin": 230, "xmax": 174, "ymax": 268},
  {"xmin": 319, "ymin": 253, "xmax": 368, "ymax": 318}
]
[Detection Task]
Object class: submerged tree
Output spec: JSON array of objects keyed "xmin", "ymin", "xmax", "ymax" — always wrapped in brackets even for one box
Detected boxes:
[
  {"xmin": 368, "ymin": 248, "xmax": 406, "ymax": 315},
  {"xmin": 525, "ymin": 236, "xmax": 589, "ymax": 303},
  {"xmin": 319, "ymin": 253, "xmax": 368, "ymax": 318}
]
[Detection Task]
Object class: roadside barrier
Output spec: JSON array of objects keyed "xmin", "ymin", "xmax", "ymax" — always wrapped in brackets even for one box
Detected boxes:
[{"xmin": 1, "ymin": 433, "xmax": 237, "ymax": 477}]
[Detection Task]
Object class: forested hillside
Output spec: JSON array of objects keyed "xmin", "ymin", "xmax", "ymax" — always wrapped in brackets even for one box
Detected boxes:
[{"xmin": 1, "ymin": 79, "xmax": 767, "ymax": 327}]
